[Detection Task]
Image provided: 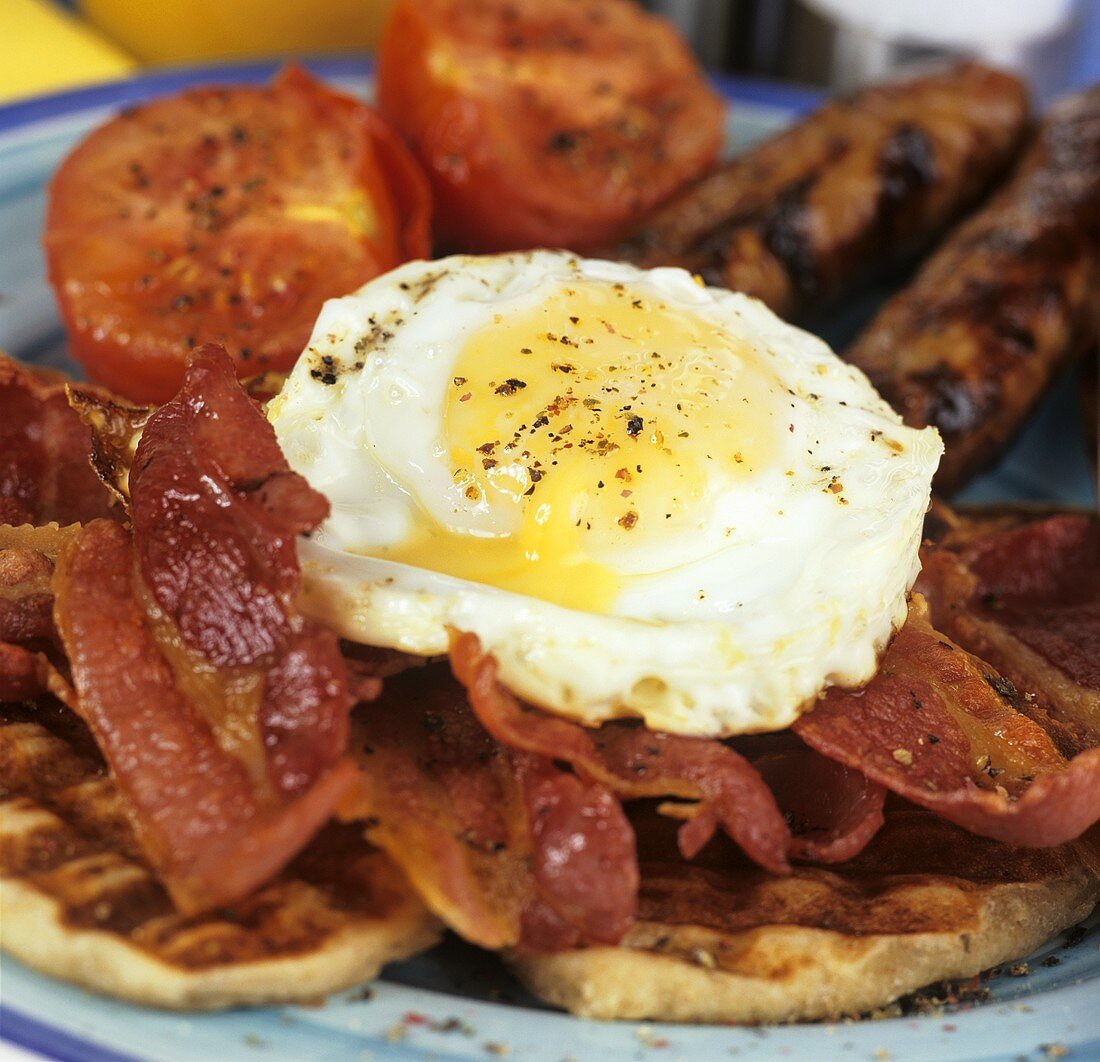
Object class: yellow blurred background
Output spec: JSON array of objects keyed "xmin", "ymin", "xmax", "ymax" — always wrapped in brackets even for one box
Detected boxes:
[
  {"xmin": 80, "ymin": 0, "xmax": 395, "ymax": 62},
  {"xmin": 0, "ymin": 0, "xmax": 395, "ymax": 104}
]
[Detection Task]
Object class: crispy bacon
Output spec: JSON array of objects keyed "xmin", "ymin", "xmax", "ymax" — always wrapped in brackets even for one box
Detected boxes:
[
  {"xmin": 47, "ymin": 350, "xmax": 360, "ymax": 910},
  {"xmin": 918, "ymin": 511, "xmax": 1100, "ymax": 755},
  {"xmin": 958, "ymin": 515, "xmax": 1099, "ymax": 690},
  {"xmin": 592, "ymin": 729, "xmax": 791, "ymax": 871},
  {"xmin": 450, "ymin": 634, "xmax": 890, "ymax": 868},
  {"xmin": 348, "ymin": 672, "xmax": 526, "ymax": 949},
  {"xmin": 794, "ymin": 600, "xmax": 1100, "ymax": 847},
  {"xmin": 53, "ymin": 519, "xmax": 356, "ymax": 912},
  {"xmin": 517, "ymin": 898, "xmax": 586, "ymax": 954},
  {"xmin": 261, "ymin": 627, "xmax": 355, "ymax": 795},
  {"xmin": 66, "ymin": 387, "xmax": 152, "ymax": 508},
  {"xmin": 754, "ymin": 748, "xmax": 887, "ymax": 863},
  {"xmin": 0, "ymin": 356, "xmax": 114, "ymax": 526},
  {"xmin": 348, "ymin": 664, "xmax": 637, "ymax": 951},
  {"xmin": 515, "ymin": 751, "xmax": 637, "ymax": 945},
  {"xmin": 0, "ymin": 524, "xmax": 82, "ymax": 703},
  {"xmin": 0, "ymin": 642, "xmax": 40, "ymax": 702},
  {"xmin": 128, "ymin": 345, "xmax": 328, "ymax": 667},
  {"xmin": 120, "ymin": 345, "xmax": 354, "ymax": 798},
  {"xmin": 0, "ymin": 541, "xmax": 56, "ymax": 647},
  {"xmin": 450, "ymin": 632, "xmax": 792, "ymax": 874}
]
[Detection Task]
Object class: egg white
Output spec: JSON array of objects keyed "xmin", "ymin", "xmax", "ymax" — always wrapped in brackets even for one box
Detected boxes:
[{"xmin": 271, "ymin": 251, "xmax": 942, "ymax": 736}]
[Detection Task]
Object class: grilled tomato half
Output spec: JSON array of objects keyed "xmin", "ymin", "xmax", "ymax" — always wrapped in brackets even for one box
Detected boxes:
[
  {"xmin": 377, "ymin": 0, "xmax": 723, "ymax": 254},
  {"xmin": 44, "ymin": 66, "xmax": 431, "ymax": 402}
]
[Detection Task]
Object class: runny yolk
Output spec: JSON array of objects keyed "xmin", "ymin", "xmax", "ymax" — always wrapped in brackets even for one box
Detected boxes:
[{"xmin": 375, "ymin": 280, "xmax": 786, "ymax": 613}]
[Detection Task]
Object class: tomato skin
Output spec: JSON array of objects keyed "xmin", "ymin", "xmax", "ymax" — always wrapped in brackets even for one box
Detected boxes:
[
  {"xmin": 377, "ymin": 0, "xmax": 723, "ymax": 255},
  {"xmin": 44, "ymin": 67, "xmax": 431, "ymax": 403}
]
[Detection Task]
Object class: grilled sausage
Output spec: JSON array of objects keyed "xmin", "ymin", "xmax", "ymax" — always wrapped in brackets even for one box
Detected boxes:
[
  {"xmin": 614, "ymin": 62, "xmax": 1028, "ymax": 320},
  {"xmin": 846, "ymin": 85, "xmax": 1100, "ymax": 495}
]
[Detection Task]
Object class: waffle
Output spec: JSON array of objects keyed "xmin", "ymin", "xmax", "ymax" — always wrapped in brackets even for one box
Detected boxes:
[
  {"xmin": 0, "ymin": 699, "xmax": 441, "ymax": 1010},
  {"xmin": 510, "ymin": 807, "xmax": 1100, "ymax": 1022}
]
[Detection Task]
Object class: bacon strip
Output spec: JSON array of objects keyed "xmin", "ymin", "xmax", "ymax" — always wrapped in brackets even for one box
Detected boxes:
[
  {"xmin": 49, "ymin": 349, "xmax": 359, "ymax": 908},
  {"xmin": 0, "ymin": 542, "xmax": 56, "ymax": 647},
  {"xmin": 349, "ymin": 666, "xmax": 636, "ymax": 950},
  {"xmin": 349, "ymin": 701, "xmax": 522, "ymax": 949},
  {"xmin": 0, "ymin": 642, "xmax": 40, "ymax": 702},
  {"xmin": 120, "ymin": 346, "xmax": 351, "ymax": 797},
  {"xmin": 0, "ymin": 524, "xmax": 82, "ymax": 703},
  {"xmin": 261, "ymin": 627, "xmax": 355, "ymax": 795},
  {"xmin": 0, "ymin": 356, "xmax": 114, "ymax": 526},
  {"xmin": 918, "ymin": 512, "xmax": 1100, "ymax": 755},
  {"xmin": 128, "ymin": 344, "xmax": 328, "ymax": 668},
  {"xmin": 514, "ymin": 751, "xmax": 637, "ymax": 945},
  {"xmin": 53, "ymin": 519, "xmax": 356, "ymax": 912},
  {"xmin": 66, "ymin": 387, "xmax": 152, "ymax": 508},
  {"xmin": 958, "ymin": 515, "xmax": 1099, "ymax": 690},
  {"xmin": 450, "ymin": 633, "xmax": 792, "ymax": 874},
  {"xmin": 794, "ymin": 600, "xmax": 1100, "ymax": 847},
  {"xmin": 754, "ymin": 748, "xmax": 887, "ymax": 863}
]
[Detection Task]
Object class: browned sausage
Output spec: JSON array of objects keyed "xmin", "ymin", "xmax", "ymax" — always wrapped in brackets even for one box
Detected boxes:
[
  {"xmin": 846, "ymin": 85, "xmax": 1100, "ymax": 495},
  {"xmin": 614, "ymin": 61, "xmax": 1029, "ymax": 320}
]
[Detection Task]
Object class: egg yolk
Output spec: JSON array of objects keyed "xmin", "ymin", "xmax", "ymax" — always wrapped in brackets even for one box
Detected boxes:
[{"xmin": 374, "ymin": 281, "xmax": 786, "ymax": 613}]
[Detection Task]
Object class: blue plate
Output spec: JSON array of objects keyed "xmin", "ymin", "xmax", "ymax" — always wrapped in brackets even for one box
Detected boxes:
[{"xmin": 0, "ymin": 58, "xmax": 1096, "ymax": 1062}]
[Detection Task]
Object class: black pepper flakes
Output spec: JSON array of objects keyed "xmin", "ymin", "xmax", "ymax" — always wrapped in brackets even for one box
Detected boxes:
[
  {"xmin": 547, "ymin": 129, "xmax": 580, "ymax": 153},
  {"xmin": 985, "ymin": 673, "xmax": 1018, "ymax": 702}
]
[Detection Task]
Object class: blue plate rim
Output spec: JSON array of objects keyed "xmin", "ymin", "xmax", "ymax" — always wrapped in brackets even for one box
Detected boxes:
[{"xmin": 0, "ymin": 1004, "xmax": 137, "ymax": 1062}]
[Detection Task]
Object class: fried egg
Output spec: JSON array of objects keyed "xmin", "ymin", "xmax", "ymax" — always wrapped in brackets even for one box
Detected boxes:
[{"xmin": 269, "ymin": 251, "xmax": 942, "ymax": 736}]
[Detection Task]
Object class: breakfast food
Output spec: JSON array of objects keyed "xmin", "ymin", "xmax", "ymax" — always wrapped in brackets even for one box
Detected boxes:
[
  {"xmin": 43, "ymin": 67, "xmax": 431, "ymax": 403},
  {"xmin": 919, "ymin": 504, "xmax": 1099, "ymax": 754},
  {"xmin": 270, "ymin": 251, "xmax": 942, "ymax": 736},
  {"xmin": 0, "ymin": 359, "xmax": 114, "ymax": 526},
  {"xmin": 262, "ymin": 250, "xmax": 1096, "ymax": 972},
  {"xmin": 614, "ymin": 61, "xmax": 1029, "ymax": 321},
  {"xmin": 0, "ymin": 702, "xmax": 440, "ymax": 1009},
  {"xmin": 49, "ymin": 349, "xmax": 368, "ymax": 914},
  {"xmin": 3, "ymin": 42, "xmax": 1099, "ymax": 1031},
  {"xmin": 511, "ymin": 808, "xmax": 1100, "ymax": 1022},
  {"xmin": 846, "ymin": 85, "xmax": 1100, "ymax": 493},
  {"xmin": 376, "ymin": 0, "xmax": 723, "ymax": 253},
  {"xmin": 3, "ymin": 335, "xmax": 1099, "ymax": 1017}
]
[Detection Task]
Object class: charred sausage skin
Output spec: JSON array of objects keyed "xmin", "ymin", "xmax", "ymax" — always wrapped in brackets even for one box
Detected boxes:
[
  {"xmin": 847, "ymin": 85, "xmax": 1100, "ymax": 495},
  {"xmin": 615, "ymin": 62, "xmax": 1029, "ymax": 319}
]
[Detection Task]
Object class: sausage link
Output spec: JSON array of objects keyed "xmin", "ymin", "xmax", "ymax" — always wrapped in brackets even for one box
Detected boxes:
[
  {"xmin": 846, "ymin": 85, "xmax": 1100, "ymax": 495},
  {"xmin": 615, "ymin": 61, "xmax": 1028, "ymax": 320}
]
